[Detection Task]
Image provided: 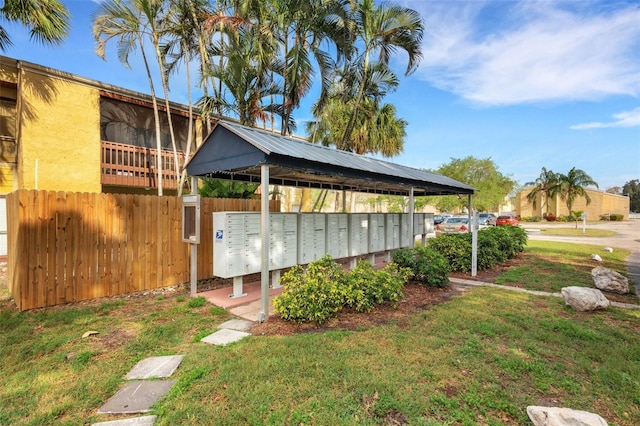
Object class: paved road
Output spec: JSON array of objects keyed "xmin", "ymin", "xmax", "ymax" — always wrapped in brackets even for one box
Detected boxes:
[{"xmin": 521, "ymin": 220, "xmax": 640, "ymax": 297}]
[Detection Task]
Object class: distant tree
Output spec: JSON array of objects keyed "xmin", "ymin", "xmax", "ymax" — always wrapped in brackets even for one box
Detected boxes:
[
  {"xmin": 198, "ymin": 178, "xmax": 258, "ymax": 199},
  {"xmin": 622, "ymin": 179, "xmax": 640, "ymax": 212},
  {"xmin": 429, "ymin": 156, "xmax": 516, "ymax": 213},
  {"xmin": 606, "ymin": 186, "xmax": 622, "ymax": 195},
  {"xmin": 525, "ymin": 167, "xmax": 561, "ymax": 217},
  {"xmin": 557, "ymin": 167, "xmax": 598, "ymax": 214},
  {"xmin": 0, "ymin": 0, "xmax": 69, "ymax": 51}
]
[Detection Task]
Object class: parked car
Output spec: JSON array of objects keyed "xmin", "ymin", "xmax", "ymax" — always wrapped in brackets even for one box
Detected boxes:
[
  {"xmin": 433, "ymin": 213, "xmax": 452, "ymax": 225},
  {"xmin": 478, "ymin": 213, "xmax": 497, "ymax": 226},
  {"xmin": 435, "ymin": 215, "xmax": 488, "ymax": 234},
  {"xmin": 496, "ymin": 214, "xmax": 519, "ymax": 226}
]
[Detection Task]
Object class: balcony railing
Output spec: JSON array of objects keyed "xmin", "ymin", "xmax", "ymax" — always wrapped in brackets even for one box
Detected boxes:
[{"xmin": 101, "ymin": 141, "xmax": 185, "ymax": 190}]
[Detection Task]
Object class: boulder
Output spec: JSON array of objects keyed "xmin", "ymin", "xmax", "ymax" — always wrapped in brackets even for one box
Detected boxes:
[
  {"xmin": 526, "ymin": 406, "xmax": 608, "ymax": 426},
  {"xmin": 590, "ymin": 254, "xmax": 602, "ymax": 262},
  {"xmin": 591, "ymin": 266, "xmax": 629, "ymax": 294},
  {"xmin": 561, "ymin": 287, "xmax": 609, "ymax": 312}
]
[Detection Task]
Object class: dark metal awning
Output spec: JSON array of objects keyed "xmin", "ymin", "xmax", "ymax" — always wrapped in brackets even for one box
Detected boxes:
[{"xmin": 186, "ymin": 120, "xmax": 474, "ymax": 197}]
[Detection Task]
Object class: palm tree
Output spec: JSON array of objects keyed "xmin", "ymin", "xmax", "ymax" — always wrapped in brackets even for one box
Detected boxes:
[
  {"xmin": 200, "ymin": 24, "xmax": 282, "ymax": 127},
  {"xmin": 163, "ymin": 0, "xmax": 211, "ymax": 194},
  {"xmin": 0, "ymin": 0, "xmax": 69, "ymax": 51},
  {"xmin": 525, "ymin": 167, "xmax": 561, "ymax": 217},
  {"xmin": 557, "ymin": 167, "xmax": 599, "ymax": 216},
  {"xmin": 341, "ymin": 0, "xmax": 423, "ymax": 145},
  {"xmin": 266, "ymin": 0, "xmax": 351, "ymax": 135},
  {"xmin": 93, "ymin": 0, "xmax": 166, "ymax": 195},
  {"xmin": 308, "ymin": 52, "xmax": 407, "ymax": 157}
]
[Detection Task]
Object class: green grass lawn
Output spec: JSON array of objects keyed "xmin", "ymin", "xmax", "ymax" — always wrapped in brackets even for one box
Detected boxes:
[
  {"xmin": 496, "ymin": 240, "xmax": 636, "ymax": 303},
  {"xmin": 538, "ymin": 227, "xmax": 618, "ymax": 237},
  {"xmin": 1, "ymin": 241, "xmax": 639, "ymax": 425}
]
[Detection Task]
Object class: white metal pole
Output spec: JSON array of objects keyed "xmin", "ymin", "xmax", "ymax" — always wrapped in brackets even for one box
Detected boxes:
[
  {"xmin": 259, "ymin": 165, "xmax": 270, "ymax": 322},
  {"xmin": 408, "ymin": 187, "xmax": 415, "ymax": 248},
  {"xmin": 471, "ymin": 209, "xmax": 478, "ymax": 277}
]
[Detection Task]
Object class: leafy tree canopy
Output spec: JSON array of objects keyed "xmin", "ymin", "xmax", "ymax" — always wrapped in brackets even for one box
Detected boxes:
[
  {"xmin": 198, "ymin": 178, "xmax": 258, "ymax": 199},
  {"xmin": 428, "ymin": 156, "xmax": 516, "ymax": 213}
]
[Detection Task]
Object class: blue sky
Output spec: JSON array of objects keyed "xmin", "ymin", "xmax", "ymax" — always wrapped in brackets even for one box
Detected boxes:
[{"xmin": 2, "ymin": 0, "xmax": 639, "ymax": 190}]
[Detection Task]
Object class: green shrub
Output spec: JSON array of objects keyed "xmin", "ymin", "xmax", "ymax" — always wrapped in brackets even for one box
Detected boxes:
[
  {"xmin": 187, "ymin": 296, "xmax": 207, "ymax": 308},
  {"xmin": 610, "ymin": 214, "xmax": 624, "ymax": 221},
  {"xmin": 274, "ymin": 256, "xmax": 411, "ymax": 323},
  {"xmin": 428, "ymin": 227, "xmax": 527, "ymax": 273},
  {"xmin": 273, "ymin": 256, "xmax": 347, "ymax": 323},
  {"xmin": 391, "ymin": 247, "xmax": 450, "ymax": 288},
  {"xmin": 521, "ymin": 216, "xmax": 540, "ymax": 222},
  {"xmin": 427, "ymin": 233, "xmax": 472, "ymax": 273},
  {"xmin": 344, "ymin": 261, "xmax": 409, "ymax": 312}
]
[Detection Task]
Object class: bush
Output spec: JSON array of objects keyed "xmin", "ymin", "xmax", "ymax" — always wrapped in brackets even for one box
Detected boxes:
[
  {"xmin": 544, "ymin": 214, "xmax": 557, "ymax": 222},
  {"xmin": 521, "ymin": 216, "xmax": 540, "ymax": 222},
  {"xmin": 273, "ymin": 256, "xmax": 411, "ymax": 323},
  {"xmin": 603, "ymin": 214, "xmax": 624, "ymax": 221},
  {"xmin": 427, "ymin": 233, "xmax": 471, "ymax": 273},
  {"xmin": 391, "ymin": 247, "xmax": 450, "ymax": 288},
  {"xmin": 427, "ymin": 227, "xmax": 527, "ymax": 273},
  {"xmin": 273, "ymin": 256, "xmax": 347, "ymax": 324},
  {"xmin": 344, "ymin": 261, "xmax": 409, "ymax": 312}
]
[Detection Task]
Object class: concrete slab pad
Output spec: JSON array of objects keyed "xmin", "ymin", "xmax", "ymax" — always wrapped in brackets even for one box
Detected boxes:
[
  {"xmin": 97, "ymin": 381, "xmax": 175, "ymax": 415},
  {"xmin": 201, "ymin": 328, "xmax": 250, "ymax": 346},
  {"xmin": 125, "ymin": 355, "xmax": 183, "ymax": 380},
  {"xmin": 92, "ymin": 415, "xmax": 157, "ymax": 426},
  {"xmin": 219, "ymin": 319, "xmax": 253, "ymax": 332}
]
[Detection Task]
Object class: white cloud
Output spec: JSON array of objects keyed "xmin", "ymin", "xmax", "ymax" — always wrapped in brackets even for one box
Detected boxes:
[
  {"xmin": 411, "ymin": 1, "xmax": 640, "ymax": 106},
  {"xmin": 570, "ymin": 107, "xmax": 640, "ymax": 130}
]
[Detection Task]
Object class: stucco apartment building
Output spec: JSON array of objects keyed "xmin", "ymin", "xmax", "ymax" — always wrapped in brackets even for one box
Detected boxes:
[
  {"xmin": 515, "ymin": 187, "xmax": 630, "ymax": 220},
  {"xmin": 0, "ymin": 55, "xmax": 204, "ymax": 197},
  {"xmin": 0, "ymin": 55, "xmax": 208, "ymax": 256}
]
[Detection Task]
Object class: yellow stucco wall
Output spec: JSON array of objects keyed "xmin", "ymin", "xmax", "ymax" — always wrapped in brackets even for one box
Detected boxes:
[
  {"xmin": 517, "ymin": 188, "xmax": 630, "ymax": 220},
  {"xmin": 18, "ymin": 68, "xmax": 101, "ymax": 193}
]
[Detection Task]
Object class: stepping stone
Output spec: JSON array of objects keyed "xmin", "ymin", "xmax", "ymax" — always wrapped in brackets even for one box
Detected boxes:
[
  {"xmin": 219, "ymin": 319, "xmax": 253, "ymax": 332},
  {"xmin": 97, "ymin": 381, "xmax": 175, "ymax": 415},
  {"xmin": 201, "ymin": 328, "xmax": 250, "ymax": 346},
  {"xmin": 92, "ymin": 415, "xmax": 157, "ymax": 426},
  {"xmin": 125, "ymin": 355, "xmax": 183, "ymax": 380}
]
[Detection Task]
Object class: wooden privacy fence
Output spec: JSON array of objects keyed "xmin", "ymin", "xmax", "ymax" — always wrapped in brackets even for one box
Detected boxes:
[{"xmin": 7, "ymin": 190, "xmax": 279, "ymax": 311}]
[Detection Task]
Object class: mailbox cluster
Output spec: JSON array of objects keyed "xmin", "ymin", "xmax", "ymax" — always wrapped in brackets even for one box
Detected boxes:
[{"xmin": 213, "ymin": 212, "xmax": 433, "ymax": 281}]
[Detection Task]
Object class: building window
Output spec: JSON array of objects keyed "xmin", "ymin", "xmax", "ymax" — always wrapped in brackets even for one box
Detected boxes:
[{"xmin": 0, "ymin": 84, "xmax": 17, "ymax": 139}]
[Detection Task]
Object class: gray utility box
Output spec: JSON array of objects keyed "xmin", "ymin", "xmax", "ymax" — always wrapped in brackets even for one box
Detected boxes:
[
  {"xmin": 297, "ymin": 213, "xmax": 326, "ymax": 264},
  {"xmin": 269, "ymin": 213, "xmax": 298, "ymax": 270},
  {"xmin": 413, "ymin": 213, "xmax": 425, "ymax": 235},
  {"xmin": 368, "ymin": 213, "xmax": 386, "ymax": 253},
  {"xmin": 385, "ymin": 213, "xmax": 401, "ymax": 250},
  {"xmin": 326, "ymin": 213, "xmax": 349, "ymax": 259},
  {"xmin": 213, "ymin": 212, "xmax": 300, "ymax": 278},
  {"xmin": 213, "ymin": 212, "xmax": 261, "ymax": 278},
  {"xmin": 349, "ymin": 213, "xmax": 369, "ymax": 256}
]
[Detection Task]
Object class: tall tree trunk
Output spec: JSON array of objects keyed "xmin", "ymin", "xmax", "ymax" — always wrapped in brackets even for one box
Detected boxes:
[
  {"xmin": 138, "ymin": 36, "xmax": 163, "ymax": 196},
  {"xmin": 152, "ymin": 34, "xmax": 180, "ymax": 190}
]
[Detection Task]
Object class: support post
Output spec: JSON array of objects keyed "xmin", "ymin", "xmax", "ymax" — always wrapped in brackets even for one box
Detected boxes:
[
  {"xmin": 407, "ymin": 187, "xmax": 415, "ymax": 248},
  {"xmin": 190, "ymin": 176, "xmax": 198, "ymax": 296},
  {"xmin": 471, "ymin": 210, "xmax": 478, "ymax": 277},
  {"xmin": 258, "ymin": 165, "xmax": 270, "ymax": 322}
]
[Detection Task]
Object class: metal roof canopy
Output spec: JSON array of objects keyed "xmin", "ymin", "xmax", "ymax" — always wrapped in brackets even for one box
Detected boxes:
[
  {"xmin": 186, "ymin": 121, "xmax": 475, "ymax": 196},
  {"xmin": 186, "ymin": 120, "xmax": 475, "ymax": 322}
]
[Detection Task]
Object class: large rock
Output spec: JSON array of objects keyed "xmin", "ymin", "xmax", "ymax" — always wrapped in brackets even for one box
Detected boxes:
[
  {"xmin": 560, "ymin": 287, "xmax": 610, "ymax": 312},
  {"xmin": 527, "ymin": 406, "xmax": 608, "ymax": 426},
  {"xmin": 591, "ymin": 266, "xmax": 629, "ymax": 294}
]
